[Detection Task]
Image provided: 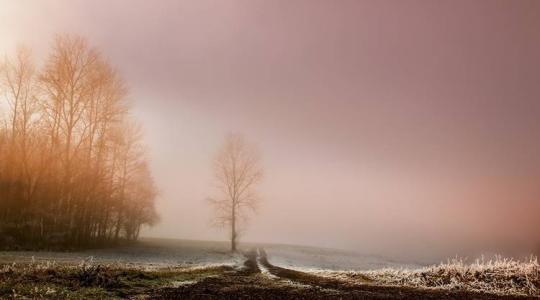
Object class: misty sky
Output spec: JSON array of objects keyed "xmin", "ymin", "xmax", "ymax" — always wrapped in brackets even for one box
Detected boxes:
[{"xmin": 1, "ymin": 0, "xmax": 539, "ymax": 258}]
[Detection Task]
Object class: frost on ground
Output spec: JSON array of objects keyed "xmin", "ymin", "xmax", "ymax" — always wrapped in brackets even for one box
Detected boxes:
[
  {"xmin": 0, "ymin": 238, "xmax": 244, "ymax": 268},
  {"xmin": 2, "ymin": 239, "xmax": 538, "ymax": 297},
  {"xmin": 322, "ymin": 255, "xmax": 540, "ymax": 297},
  {"xmin": 0, "ymin": 259, "xmax": 230, "ymax": 299},
  {"xmin": 0, "ymin": 238, "xmax": 244, "ymax": 269},
  {"xmin": 263, "ymin": 244, "xmax": 423, "ymax": 272}
]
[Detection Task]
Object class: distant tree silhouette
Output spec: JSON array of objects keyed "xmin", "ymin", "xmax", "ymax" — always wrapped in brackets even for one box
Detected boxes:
[{"xmin": 208, "ymin": 134, "xmax": 263, "ymax": 252}]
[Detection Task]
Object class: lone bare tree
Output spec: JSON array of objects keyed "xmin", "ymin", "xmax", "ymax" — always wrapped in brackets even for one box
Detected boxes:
[{"xmin": 208, "ymin": 134, "xmax": 263, "ymax": 252}]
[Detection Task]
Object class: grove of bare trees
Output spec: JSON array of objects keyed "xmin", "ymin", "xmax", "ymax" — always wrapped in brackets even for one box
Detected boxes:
[
  {"xmin": 208, "ymin": 134, "xmax": 263, "ymax": 252},
  {"xmin": 0, "ymin": 35, "xmax": 158, "ymax": 249}
]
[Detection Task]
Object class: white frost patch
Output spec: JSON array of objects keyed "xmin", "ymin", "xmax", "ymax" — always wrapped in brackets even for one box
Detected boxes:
[
  {"xmin": 230, "ymin": 252, "xmax": 247, "ymax": 268},
  {"xmin": 170, "ymin": 280, "xmax": 197, "ymax": 288},
  {"xmin": 263, "ymin": 244, "xmax": 422, "ymax": 272},
  {"xmin": 280, "ymin": 279, "xmax": 313, "ymax": 289}
]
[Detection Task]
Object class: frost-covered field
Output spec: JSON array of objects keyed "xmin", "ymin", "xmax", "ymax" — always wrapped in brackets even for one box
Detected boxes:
[
  {"xmin": 262, "ymin": 244, "xmax": 540, "ymax": 296},
  {"xmin": 263, "ymin": 244, "xmax": 424, "ymax": 272},
  {"xmin": 0, "ymin": 238, "xmax": 244, "ymax": 268},
  {"xmin": 317, "ymin": 256, "xmax": 540, "ymax": 297},
  {"xmin": 0, "ymin": 239, "xmax": 537, "ymax": 297},
  {"xmin": 0, "ymin": 239, "xmax": 415, "ymax": 272}
]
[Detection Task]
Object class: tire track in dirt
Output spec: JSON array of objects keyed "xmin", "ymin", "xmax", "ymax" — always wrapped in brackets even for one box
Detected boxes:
[
  {"xmin": 257, "ymin": 247, "xmax": 369, "ymax": 290},
  {"xmin": 239, "ymin": 248, "xmax": 260, "ymax": 274},
  {"xmin": 152, "ymin": 248, "xmax": 343, "ymax": 299},
  {"xmin": 256, "ymin": 248, "xmax": 279, "ymax": 279}
]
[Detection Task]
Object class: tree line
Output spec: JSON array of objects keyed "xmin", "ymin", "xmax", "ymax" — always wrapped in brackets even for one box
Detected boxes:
[{"xmin": 0, "ymin": 35, "xmax": 158, "ymax": 249}]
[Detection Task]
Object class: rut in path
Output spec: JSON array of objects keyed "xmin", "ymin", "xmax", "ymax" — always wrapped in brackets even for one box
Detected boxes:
[
  {"xmin": 152, "ymin": 248, "xmax": 344, "ymax": 299},
  {"xmin": 256, "ymin": 247, "xmax": 370, "ymax": 290}
]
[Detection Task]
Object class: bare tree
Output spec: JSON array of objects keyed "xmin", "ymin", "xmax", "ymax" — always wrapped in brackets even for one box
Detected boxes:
[
  {"xmin": 208, "ymin": 134, "xmax": 263, "ymax": 252},
  {"xmin": 0, "ymin": 35, "xmax": 158, "ymax": 249},
  {"xmin": 0, "ymin": 46, "xmax": 40, "ymax": 236}
]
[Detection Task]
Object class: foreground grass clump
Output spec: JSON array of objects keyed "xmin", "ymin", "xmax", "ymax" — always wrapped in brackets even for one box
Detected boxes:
[
  {"xmin": 338, "ymin": 256, "xmax": 539, "ymax": 296},
  {"xmin": 0, "ymin": 260, "xmax": 228, "ymax": 299}
]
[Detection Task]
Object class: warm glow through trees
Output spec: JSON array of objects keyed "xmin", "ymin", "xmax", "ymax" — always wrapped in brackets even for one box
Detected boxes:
[{"xmin": 0, "ymin": 35, "xmax": 158, "ymax": 249}]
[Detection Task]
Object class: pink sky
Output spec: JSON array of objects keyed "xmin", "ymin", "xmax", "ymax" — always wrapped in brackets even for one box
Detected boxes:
[{"xmin": 1, "ymin": 0, "xmax": 539, "ymax": 258}]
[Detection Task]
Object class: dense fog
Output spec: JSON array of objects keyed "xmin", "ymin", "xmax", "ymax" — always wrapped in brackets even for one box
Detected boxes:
[{"xmin": 1, "ymin": 0, "xmax": 539, "ymax": 260}]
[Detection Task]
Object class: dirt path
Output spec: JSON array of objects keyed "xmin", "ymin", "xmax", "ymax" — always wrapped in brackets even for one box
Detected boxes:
[{"xmin": 151, "ymin": 248, "xmax": 533, "ymax": 299}]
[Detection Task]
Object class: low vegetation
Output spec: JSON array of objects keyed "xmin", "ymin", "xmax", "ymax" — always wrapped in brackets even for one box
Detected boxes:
[
  {"xmin": 328, "ymin": 255, "xmax": 539, "ymax": 297},
  {"xmin": 0, "ymin": 260, "xmax": 228, "ymax": 299},
  {"xmin": 1, "ymin": 251, "xmax": 536, "ymax": 299}
]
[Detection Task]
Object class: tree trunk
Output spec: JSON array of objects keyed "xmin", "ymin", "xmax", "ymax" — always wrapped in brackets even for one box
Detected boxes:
[{"xmin": 231, "ymin": 203, "xmax": 236, "ymax": 252}]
